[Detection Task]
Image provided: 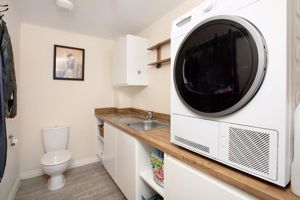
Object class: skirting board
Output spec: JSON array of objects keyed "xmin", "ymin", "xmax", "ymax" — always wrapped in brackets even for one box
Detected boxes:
[
  {"xmin": 20, "ymin": 156, "xmax": 99, "ymax": 180},
  {"xmin": 69, "ymin": 156, "xmax": 99, "ymax": 169},
  {"xmin": 8, "ymin": 176, "xmax": 20, "ymax": 200}
]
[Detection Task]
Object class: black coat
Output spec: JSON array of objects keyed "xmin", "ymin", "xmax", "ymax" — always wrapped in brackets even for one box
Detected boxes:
[
  {"xmin": 0, "ymin": 50, "xmax": 6, "ymax": 182},
  {"xmin": 0, "ymin": 20, "xmax": 17, "ymax": 182},
  {"xmin": 1, "ymin": 20, "xmax": 17, "ymax": 118}
]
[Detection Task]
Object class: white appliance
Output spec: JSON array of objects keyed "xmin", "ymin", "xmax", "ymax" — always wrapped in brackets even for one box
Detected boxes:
[
  {"xmin": 40, "ymin": 126, "xmax": 72, "ymax": 190},
  {"xmin": 171, "ymin": 0, "xmax": 300, "ymax": 187}
]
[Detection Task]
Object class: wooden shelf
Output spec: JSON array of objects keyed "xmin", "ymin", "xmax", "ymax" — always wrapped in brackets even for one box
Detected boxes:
[
  {"xmin": 148, "ymin": 58, "xmax": 171, "ymax": 66},
  {"xmin": 140, "ymin": 170, "xmax": 165, "ymax": 198},
  {"xmin": 147, "ymin": 38, "xmax": 171, "ymax": 68},
  {"xmin": 147, "ymin": 38, "xmax": 171, "ymax": 50}
]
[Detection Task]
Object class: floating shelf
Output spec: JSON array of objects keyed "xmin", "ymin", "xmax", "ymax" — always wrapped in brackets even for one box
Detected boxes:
[
  {"xmin": 140, "ymin": 170, "xmax": 165, "ymax": 198},
  {"xmin": 147, "ymin": 38, "xmax": 171, "ymax": 68},
  {"xmin": 147, "ymin": 38, "xmax": 171, "ymax": 50},
  {"xmin": 148, "ymin": 58, "xmax": 171, "ymax": 66}
]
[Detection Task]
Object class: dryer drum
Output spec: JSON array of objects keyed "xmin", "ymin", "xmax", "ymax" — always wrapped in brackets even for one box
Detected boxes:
[{"xmin": 174, "ymin": 15, "xmax": 268, "ymax": 117}]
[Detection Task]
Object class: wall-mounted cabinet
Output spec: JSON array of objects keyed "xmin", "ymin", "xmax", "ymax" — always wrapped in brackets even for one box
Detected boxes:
[{"xmin": 112, "ymin": 34, "xmax": 148, "ymax": 86}]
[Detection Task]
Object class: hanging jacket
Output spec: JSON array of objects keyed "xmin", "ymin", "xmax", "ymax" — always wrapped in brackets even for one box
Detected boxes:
[
  {"xmin": 0, "ymin": 51, "xmax": 6, "ymax": 182},
  {"xmin": 1, "ymin": 20, "xmax": 17, "ymax": 118},
  {"xmin": 0, "ymin": 20, "xmax": 17, "ymax": 182}
]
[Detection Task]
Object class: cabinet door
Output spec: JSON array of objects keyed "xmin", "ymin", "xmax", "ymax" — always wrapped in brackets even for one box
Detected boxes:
[
  {"xmin": 103, "ymin": 123, "xmax": 117, "ymax": 181},
  {"xmin": 112, "ymin": 37, "xmax": 127, "ymax": 85},
  {"xmin": 116, "ymin": 129, "xmax": 137, "ymax": 200},
  {"xmin": 127, "ymin": 35, "xmax": 148, "ymax": 86},
  {"xmin": 111, "ymin": 34, "xmax": 148, "ymax": 86},
  {"xmin": 164, "ymin": 155, "xmax": 255, "ymax": 200}
]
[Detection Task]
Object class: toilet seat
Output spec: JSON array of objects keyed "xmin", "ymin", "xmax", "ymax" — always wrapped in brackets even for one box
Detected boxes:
[{"xmin": 41, "ymin": 149, "xmax": 71, "ymax": 166}]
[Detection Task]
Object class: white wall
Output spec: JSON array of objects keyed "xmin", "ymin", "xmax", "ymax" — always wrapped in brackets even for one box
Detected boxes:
[
  {"xmin": 0, "ymin": 1, "xmax": 21, "ymax": 200},
  {"xmin": 116, "ymin": 0, "xmax": 204, "ymax": 114},
  {"xmin": 19, "ymin": 24, "xmax": 115, "ymax": 174}
]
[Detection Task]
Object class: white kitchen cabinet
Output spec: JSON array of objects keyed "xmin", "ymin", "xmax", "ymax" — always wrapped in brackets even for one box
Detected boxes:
[
  {"xmin": 104, "ymin": 123, "xmax": 256, "ymax": 200},
  {"xmin": 116, "ymin": 129, "xmax": 137, "ymax": 200},
  {"xmin": 112, "ymin": 34, "xmax": 148, "ymax": 86},
  {"xmin": 164, "ymin": 154, "xmax": 256, "ymax": 200},
  {"xmin": 103, "ymin": 123, "xmax": 138, "ymax": 200},
  {"xmin": 103, "ymin": 123, "xmax": 117, "ymax": 181}
]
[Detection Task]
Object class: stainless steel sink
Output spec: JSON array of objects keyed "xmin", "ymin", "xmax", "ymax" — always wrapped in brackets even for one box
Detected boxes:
[
  {"xmin": 112, "ymin": 115, "xmax": 169, "ymax": 131},
  {"xmin": 127, "ymin": 120, "xmax": 168, "ymax": 131},
  {"xmin": 112, "ymin": 115, "xmax": 144, "ymax": 124}
]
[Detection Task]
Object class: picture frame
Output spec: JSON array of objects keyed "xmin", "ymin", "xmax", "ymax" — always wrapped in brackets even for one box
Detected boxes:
[{"xmin": 53, "ymin": 45, "xmax": 85, "ymax": 81}]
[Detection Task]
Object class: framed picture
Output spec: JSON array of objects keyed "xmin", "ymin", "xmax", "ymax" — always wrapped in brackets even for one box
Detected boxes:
[{"xmin": 53, "ymin": 45, "xmax": 85, "ymax": 81}]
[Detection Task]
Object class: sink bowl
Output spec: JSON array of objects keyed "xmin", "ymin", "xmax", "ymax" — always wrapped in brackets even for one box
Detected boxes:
[
  {"xmin": 127, "ymin": 120, "xmax": 168, "ymax": 131},
  {"xmin": 112, "ymin": 115, "xmax": 169, "ymax": 131},
  {"xmin": 112, "ymin": 115, "xmax": 144, "ymax": 124}
]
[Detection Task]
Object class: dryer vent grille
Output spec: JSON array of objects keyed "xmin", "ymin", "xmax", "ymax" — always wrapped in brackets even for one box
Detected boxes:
[
  {"xmin": 175, "ymin": 136, "xmax": 210, "ymax": 153},
  {"xmin": 229, "ymin": 127, "xmax": 270, "ymax": 175}
]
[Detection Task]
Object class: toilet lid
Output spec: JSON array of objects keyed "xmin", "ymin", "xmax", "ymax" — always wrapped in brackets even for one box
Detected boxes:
[{"xmin": 41, "ymin": 150, "xmax": 71, "ymax": 166}]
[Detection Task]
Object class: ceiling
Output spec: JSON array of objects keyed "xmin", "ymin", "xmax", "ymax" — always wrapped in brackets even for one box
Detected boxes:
[{"xmin": 13, "ymin": 0, "xmax": 185, "ymax": 39}]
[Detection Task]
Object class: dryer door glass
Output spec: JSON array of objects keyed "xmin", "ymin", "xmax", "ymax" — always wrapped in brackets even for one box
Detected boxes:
[{"xmin": 174, "ymin": 17, "xmax": 267, "ymax": 117}]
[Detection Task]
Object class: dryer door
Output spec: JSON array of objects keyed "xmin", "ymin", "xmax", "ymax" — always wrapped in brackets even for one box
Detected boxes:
[{"xmin": 174, "ymin": 15, "xmax": 267, "ymax": 117}]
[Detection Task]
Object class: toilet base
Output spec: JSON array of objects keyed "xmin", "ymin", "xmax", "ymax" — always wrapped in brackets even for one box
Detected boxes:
[{"xmin": 48, "ymin": 174, "xmax": 65, "ymax": 190}]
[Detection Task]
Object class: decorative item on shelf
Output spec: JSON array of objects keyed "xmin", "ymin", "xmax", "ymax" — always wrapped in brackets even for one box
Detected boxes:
[
  {"xmin": 148, "ymin": 38, "xmax": 171, "ymax": 68},
  {"xmin": 150, "ymin": 149, "xmax": 164, "ymax": 187},
  {"xmin": 53, "ymin": 45, "xmax": 85, "ymax": 81},
  {"xmin": 98, "ymin": 124, "xmax": 104, "ymax": 138}
]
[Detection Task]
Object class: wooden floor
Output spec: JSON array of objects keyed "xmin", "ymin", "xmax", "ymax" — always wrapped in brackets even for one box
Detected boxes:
[{"xmin": 15, "ymin": 163, "xmax": 127, "ymax": 200}]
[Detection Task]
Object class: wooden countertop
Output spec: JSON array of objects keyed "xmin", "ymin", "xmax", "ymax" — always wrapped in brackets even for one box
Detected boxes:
[{"xmin": 95, "ymin": 107, "xmax": 299, "ymax": 200}]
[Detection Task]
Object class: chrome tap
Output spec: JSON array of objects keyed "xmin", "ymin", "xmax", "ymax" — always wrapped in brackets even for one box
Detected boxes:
[{"xmin": 146, "ymin": 111, "xmax": 153, "ymax": 120}]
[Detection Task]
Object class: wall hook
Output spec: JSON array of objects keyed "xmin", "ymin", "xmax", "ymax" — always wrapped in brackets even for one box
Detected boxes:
[{"xmin": 9, "ymin": 135, "xmax": 18, "ymax": 147}]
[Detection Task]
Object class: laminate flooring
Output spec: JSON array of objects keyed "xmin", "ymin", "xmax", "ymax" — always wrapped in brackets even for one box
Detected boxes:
[{"xmin": 15, "ymin": 163, "xmax": 127, "ymax": 200}]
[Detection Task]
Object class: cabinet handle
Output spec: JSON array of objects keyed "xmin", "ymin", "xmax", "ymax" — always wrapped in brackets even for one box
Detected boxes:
[{"xmin": 137, "ymin": 70, "xmax": 141, "ymax": 74}]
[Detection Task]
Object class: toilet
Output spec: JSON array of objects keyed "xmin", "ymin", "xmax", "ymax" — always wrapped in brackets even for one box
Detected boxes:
[{"xmin": 40, "ymin": 126, "xmax": 72, "ymax": 190}]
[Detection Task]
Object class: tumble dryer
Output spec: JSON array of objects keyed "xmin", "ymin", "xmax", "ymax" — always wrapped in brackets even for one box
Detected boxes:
[{"xmin": 171, "ymin": 0, "xmax": 300, "ymax": 186}]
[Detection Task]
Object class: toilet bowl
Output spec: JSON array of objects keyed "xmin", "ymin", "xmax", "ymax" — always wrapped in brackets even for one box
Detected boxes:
[
  {"xmin": 40, "ymin": 126, "xmax": 72, "ymax": 190},
  {"xmin": 41, "ymin": 149, "xmax": 71, "ymax": 190}
]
